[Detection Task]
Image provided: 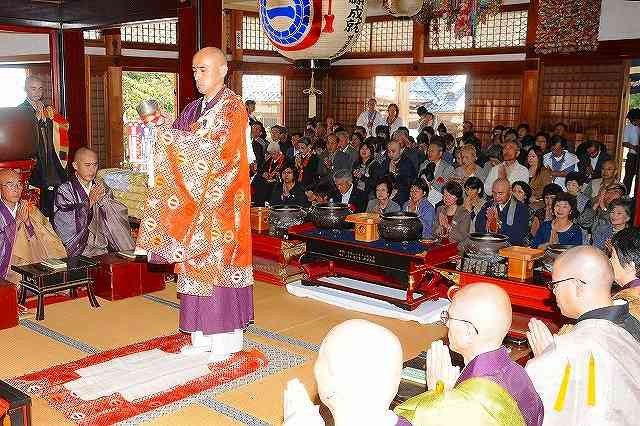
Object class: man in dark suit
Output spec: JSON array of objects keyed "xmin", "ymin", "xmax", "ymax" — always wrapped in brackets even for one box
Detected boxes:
[
  {"xmin": 380, "ymin": 139, "xmax": 416, "ymax": 205},
  {"xmin": 332, "ymin": 170, "xmax": 367, "ymax": 213},
  {"xmin": 578, "ymin": 140, "xmax": 611, "ymax": 180},
  {"xmin": 17, "ymin": 76, "xmax": 67, "ymax": 218},
  {"xmin": 475, "ymin": 178, "xmax": 529, "ymax": 246}
]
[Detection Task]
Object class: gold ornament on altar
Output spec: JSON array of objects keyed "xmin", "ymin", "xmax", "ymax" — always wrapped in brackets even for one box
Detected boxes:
[
  {"xmin": 383, "ymin": 0, "xmax": 426, "ymax": 17},
  {"xmin": 258, "ymin": 0, "xmax": 368, "ymax": 61}
]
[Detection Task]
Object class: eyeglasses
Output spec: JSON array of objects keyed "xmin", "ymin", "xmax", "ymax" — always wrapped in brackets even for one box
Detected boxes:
[
  {"xmin": 440, "ymin": 310, "xmax": 479, "ymax": 334},
  {"xmin": 0, "ymin": 182, "xmax": 23, "ymax": 191},
  {"xmin": 546, "ymin": 277, "xmax": 587, "ymax": 292}
]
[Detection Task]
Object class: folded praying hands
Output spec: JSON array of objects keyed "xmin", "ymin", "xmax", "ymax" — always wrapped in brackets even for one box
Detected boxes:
[
  {"xmin": 426, "ymin": 340, "xmax": 460, "ymax": 391},
  {"xmin": 526, "ymin": 318, "xmax": 554, "ymax": 357},
  {"xmin": 283, "ymin": 378, "xmax": 325, "ymax": 426}
]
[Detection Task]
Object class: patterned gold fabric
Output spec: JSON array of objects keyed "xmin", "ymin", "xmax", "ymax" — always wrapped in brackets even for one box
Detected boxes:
[
  {"xmin": 136, "ymin": 91, "xmax": 253, "ymax": 296},
  {"xmin": 395, "ymin": 378, "xmax": 526, "ymax": 426}
]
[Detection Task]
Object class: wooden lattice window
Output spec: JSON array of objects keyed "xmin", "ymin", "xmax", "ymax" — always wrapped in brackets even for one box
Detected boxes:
[
  {"xmin": 83, "ymin": 30, "xmax": 102, "ymax": 40},
  {"xmin": 539, "ymin": 63, "xmax": 624, "ymax": 156},
  {"xmin": 371, "ymin": 19, "xmax": 413, "ymax": 52},
  {"xmin": 332, "ymin": 78, "xmax": 374, "ymax": 130},
  {"xmin": 242, "ymin": 14, "xmax": 275, "ymax": 51},
  {"xmin": 429, "ymin": 9, "xmax": 527, "ymax": 50},
  {"xmin": 464, "ymin": 75, "xmax": 522, "ymax": 147},
  {"xmin": 90, "ymin": 74, "xmax": 107, "ymax": 168},
  {"xmin": 349, "ymin": 22, "xmax": 372, "ymax": 53},
  {"xmin": 121, "ymin": 19, "xmax": 178, "ymax": 45},
  {"xmin": 348, "ymin": 18, "xmax": 412, "ymax": 54}
]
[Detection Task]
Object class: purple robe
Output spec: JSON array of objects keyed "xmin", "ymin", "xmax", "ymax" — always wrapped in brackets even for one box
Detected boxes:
[
  {"xmin": 0, "ymin": 202, "xmax": 17, "ymax": 280},
  {"xmin": 627, "ymin": 278, "xmax": 640, "ymax": 289},
  {"xmin": 455, "ymin": 346, "xmax": 544, "ymax": 426},
  {"xmin": 53, "ymin": 174, "xmax": 134, "ymax": 257},
  {"xmin": 169, "ymin": 90, "xmax": 254, "ymax": 335}
]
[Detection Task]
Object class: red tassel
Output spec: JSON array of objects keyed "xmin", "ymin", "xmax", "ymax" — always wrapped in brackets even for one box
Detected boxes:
[{"xmin": 323, "ymin": 0, "xmax": 335, "ymax": 33}]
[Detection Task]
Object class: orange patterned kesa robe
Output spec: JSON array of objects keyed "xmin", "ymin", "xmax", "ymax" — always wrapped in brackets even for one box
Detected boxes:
[{"xmin": 136, "ymin": 89, "xmax": 253, "ymax": 296}]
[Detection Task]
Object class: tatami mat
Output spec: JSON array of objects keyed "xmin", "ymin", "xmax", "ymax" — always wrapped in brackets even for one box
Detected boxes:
[{"xmin": 0, "ymin": 280, "xmax": 446, "ymax": 425}]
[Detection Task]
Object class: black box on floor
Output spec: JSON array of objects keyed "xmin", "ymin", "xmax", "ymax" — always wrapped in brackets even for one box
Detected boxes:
[{"xmin": 0, "ymin": 380, "xmax": 31, "ymax": 426}]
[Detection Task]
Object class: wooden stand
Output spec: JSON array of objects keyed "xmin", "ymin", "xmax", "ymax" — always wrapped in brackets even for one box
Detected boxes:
[
  {"xmin": 251, "ymin": 231, "xmax": 305, "ymax": 286},
  {"xmin": 288, "ymin": 223, "xmax": 458, "ymax": 311},
  {"xmin": 93, "ymin": 254, "xmax": 166, "ymax": 301}
]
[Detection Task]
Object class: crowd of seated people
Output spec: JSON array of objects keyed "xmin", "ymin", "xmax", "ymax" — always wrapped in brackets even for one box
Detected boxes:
[{"xmin": 248, "ymin": 105, "xmax": 640, "ymax": 251}]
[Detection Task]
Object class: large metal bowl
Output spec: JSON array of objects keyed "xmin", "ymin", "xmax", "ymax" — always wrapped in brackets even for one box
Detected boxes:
[
  {"xmin": 308, "ymin": 202, "xmax": 351, "ymax": 229},
  {"xmin": 378, "ymin": 212, "xmax": 423, "ymax": 242},
  {"xmin": 268, "ymin": 204, "xmax": 306, "ymax": 236},
  {"xmin": 458, "ymin": 232, "xmax": 510, "ymax": 256}
]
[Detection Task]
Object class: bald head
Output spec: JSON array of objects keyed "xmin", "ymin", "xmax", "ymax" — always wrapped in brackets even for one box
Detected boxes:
[
  {"xmin": 192, "ymin": 47, "xmax": 228, "ymax": 98},
  {"xmin": 315, "ymin": 319, "xmax": 402, "ymax": 413},
  {"xmin": 72, "ymin": 148, "xmax": 98, "ymax": 183},
  {"xmin": 73, "ymin": 147, "xmax": 97, "ymax": 162},
  {"xmin": 451, "ymin": 283, "xmax": 512, "ymax": 343},
  {"xmin": 24, "ymin": 76, "xmax": 44, "ymax": 103},
  {"xmin": 551, "ymin": 246, "xmax": 614, "ymax": 318},
  {"xmin": 0, "ymin": 168, "xmax": 23, "ymax": 204},
  {"xmin": 0, "ymin": 168, "xmax": 19, "ymax": 184}
]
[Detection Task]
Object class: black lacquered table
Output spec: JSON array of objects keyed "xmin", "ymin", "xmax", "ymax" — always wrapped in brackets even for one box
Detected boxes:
[{"xmin": 12, "ymin": 256, "xmax": 100, "ymax": 320}]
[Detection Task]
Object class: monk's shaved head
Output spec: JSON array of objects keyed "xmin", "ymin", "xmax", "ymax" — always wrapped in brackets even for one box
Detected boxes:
[
  {"xmin": 446, "ymin": 283, "xmax": 512, "ymax": 363},
  {"xmin": 192, "ymin": 47, "xmax": 227, "ymax": 98},
  {"xmin": 0, "ymin": 168, "xmax": 23, "ymax": 204},
  {"xmin": 555, "ymin": 246, "xmax": 613, "ymax": 289},
  {"xmin": 72, "ymin": 148, "xmax": 99, "ymax": 183},
  {"xmin": 0, "ymin": 168, "xmax": 19, "ymax": 184},
  {"xmin": 73, "ymin": 147, "xmax": 98, "ymax": 162},
  {"xmin": 551, "ymin": 246, "xmax": 614, "ymax": 318},
  {"xmin": 194, "ymin": 47, "xmax": 227, "ymax": 65}
]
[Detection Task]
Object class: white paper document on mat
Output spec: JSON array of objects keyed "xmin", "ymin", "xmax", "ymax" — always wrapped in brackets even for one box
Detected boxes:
[
  {"xmin": 286, "ymin": 277, "xmax": 449, "ymax": 324},
  {"xmin": 64, "ymin": 349, "xmax": 211, "ymax": 401}
]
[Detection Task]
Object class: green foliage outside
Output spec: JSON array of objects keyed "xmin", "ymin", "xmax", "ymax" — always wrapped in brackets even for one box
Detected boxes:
[
  {"xmin": 122, "ymin": 71, "xmax": 176, "ymax": 121},
  {"xmin": 631, "ymin": 93, "xmax": 640, "ymax": 110}
]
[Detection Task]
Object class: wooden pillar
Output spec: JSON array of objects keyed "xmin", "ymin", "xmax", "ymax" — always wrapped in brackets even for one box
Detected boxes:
[
  {"xmin": 105, "ymin": 66, "xmax": 123, "ymax": 168},
  {"xmin": 103, "ymin": 28, "xmax": 122, "ymax": 56},
  {"xmin": 231, "ymin": 10, "xmax": 243, "ymax": 62},
  {"xmin": 412, "ymin": 21, "xmax": 425, "ymax": 64},
  {"xmin": 525, "ymin": 0, "xmax": 538, "ymax": 58},
  {"xmin": 49, "ymin": 30, "xmax": 62, "ymax": 112},
  {"xmin": 520, "ymin": 59, "xmax": 540, "ymax": 128},
  {"xmin": 62, "ymin": 29, "xmax": 88, "ymax": 154},
  {"xmin": 177, "ymin": 0, "xmax": 223, "ymax": 111},
  {"xmin": 202, "ymin": 0, "xmax": 223, "ymax": 49},
  {"xmin": 178, "ymin": 5, "xmax": 198, "ymax": 111}
]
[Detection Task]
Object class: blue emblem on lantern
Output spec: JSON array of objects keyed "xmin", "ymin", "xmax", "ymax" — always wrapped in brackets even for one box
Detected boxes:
[{"xmin": 259, "ymin": 0, "xmax": 322, "ymax": 51}]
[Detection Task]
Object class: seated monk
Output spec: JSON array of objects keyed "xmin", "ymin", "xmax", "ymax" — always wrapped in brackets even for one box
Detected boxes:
[
  {"xmin": 283, "ymin": 319, "xmax": 411, "ymax": 426},
  {"xmin": 395, "ymin": 283, "xmax": 543, "ymax": 426},
  {"xmin": 526, "ymin": 246, "xmax": 640, "ymax": 425},
  {"xmin": 609, "ymin": 227, "xmax": 640, "ymax": 319},
  {"xmin": 0, "ymin": 169, "xmax": 66, "ymax": 284},
  {"xmin": 53, "ymin": 148, "xmax": 134, "ymax": 256}
]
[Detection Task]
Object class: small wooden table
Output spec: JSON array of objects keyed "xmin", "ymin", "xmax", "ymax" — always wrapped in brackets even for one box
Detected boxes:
[{"xmin": 12, "ymin": 256, "xmax": 100, "ymax": 321}]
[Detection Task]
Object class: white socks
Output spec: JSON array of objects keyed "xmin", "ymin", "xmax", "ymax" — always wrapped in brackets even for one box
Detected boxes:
[{"xmin": 180, "ymin": 329, "xmax": 244, "ymax": 362}]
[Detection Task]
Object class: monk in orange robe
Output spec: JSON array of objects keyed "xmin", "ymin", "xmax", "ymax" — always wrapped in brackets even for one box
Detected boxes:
[{"xmin": 136, "ymin": 47, "xmax": 253, "ymax": 361}]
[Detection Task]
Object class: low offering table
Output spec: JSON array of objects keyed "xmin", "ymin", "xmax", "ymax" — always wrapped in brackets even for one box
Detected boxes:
[
  {"xmin": 12, "ymin": 256, "xmax": 100, "ymax": 321},
  {"xmin": 287, "ymin": 223, "xmax": 457, "ymax": 311}
]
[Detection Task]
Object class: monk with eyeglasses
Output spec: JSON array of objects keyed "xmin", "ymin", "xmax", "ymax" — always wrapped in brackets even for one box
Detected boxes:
[{"xmin": 0, "ymin": 168, "xmax": 66, "ymax": 284}]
